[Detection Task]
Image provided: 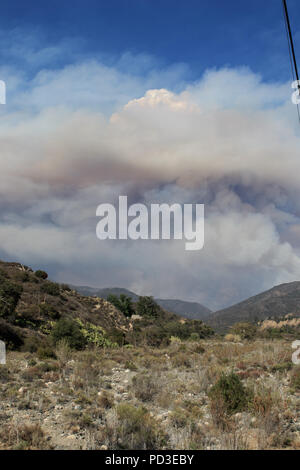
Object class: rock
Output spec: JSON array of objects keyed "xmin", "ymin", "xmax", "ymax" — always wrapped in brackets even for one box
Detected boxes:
[{"xmin": 100, "ymin": 445, "xmax": 108, "ymax": 450}]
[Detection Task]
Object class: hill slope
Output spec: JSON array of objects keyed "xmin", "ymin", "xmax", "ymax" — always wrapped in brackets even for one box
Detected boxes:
[
  {"xmin": 207, "ymin": 281, "xmax": 300, "ymax": 331},
  {"xmin": 0, "ymin": 260, "xmax": 214, "ymax": 349},
  {"xmin": 0, "ymin": 261, "xmax": 131, "ymax": 348}
]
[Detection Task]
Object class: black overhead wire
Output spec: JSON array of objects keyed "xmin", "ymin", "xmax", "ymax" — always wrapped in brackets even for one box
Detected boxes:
[{"xmin": 282, "ymin": 0, "xmax": 300, "ymax": 125}]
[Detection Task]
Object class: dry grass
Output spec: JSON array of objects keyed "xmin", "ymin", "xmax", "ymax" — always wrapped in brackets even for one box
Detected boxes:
[{"xmin": 0, "ymin": 338, "xmax": 299, "ymax": 450}]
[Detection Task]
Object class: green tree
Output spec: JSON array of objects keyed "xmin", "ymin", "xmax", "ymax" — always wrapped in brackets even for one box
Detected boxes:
[
  {"xmin": 136, "ymin": 296, "xmax": 161, "ymax": 318},
  {"xmin": 107, "ymin": 293, "xmax": 135, "ymax": 318}
]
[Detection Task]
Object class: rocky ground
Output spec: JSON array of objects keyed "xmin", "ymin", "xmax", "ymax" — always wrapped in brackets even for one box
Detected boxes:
[{"xmin": 0, "ymin": 338, "xmax": 300, "ymax": 450}]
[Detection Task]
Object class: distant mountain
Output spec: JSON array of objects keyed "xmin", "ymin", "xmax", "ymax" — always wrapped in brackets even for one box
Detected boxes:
[
  {"xmin": 155, "ymin": 299, "xmax": 211, "ymax": 320},
  {"xmin": 71, "ymin": 285, "xmax": 211, "ymax": 320},
  {"xmin": 207, "ymin": 281, "xmax": 300, "ymax": 331}
]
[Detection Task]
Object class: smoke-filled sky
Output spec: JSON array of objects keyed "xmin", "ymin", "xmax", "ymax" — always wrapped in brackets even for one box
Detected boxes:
[{"xmin": 1, "ymin": 1, "xmax": 300, "ymax": 310}]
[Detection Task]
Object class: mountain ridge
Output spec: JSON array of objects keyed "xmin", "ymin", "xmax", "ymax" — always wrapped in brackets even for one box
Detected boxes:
[
  {"xmin": 207, "ymin": 281, "xmax": 300, "ymax": 331},
  {"xmin": 70, "ymin": 285, "xmax": 212, "ymax": 320}
]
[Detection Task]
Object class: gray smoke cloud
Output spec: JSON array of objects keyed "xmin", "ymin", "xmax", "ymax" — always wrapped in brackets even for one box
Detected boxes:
[{"xmin": 1, "ymin": 48, "xmax": 300, "ymax": 310}]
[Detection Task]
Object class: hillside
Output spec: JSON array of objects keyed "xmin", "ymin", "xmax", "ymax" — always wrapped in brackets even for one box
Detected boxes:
[
  {"xmin": 0, "ymin": 260, "xmax": 213, "ymax": 351},
  {"xmin": 156, "ymin": 298, "xmax": 211, "ymax": 320},
  {"xmin": 0, "ymin": 261, "xmax": 131, "ymax": 349},
  {"xmin": 72, "ymin": 285, "xmax": 211, "ymax": 320},
  {"xmin": 207, "ymin": 281, "xmax": 300, "ymax": 331}
]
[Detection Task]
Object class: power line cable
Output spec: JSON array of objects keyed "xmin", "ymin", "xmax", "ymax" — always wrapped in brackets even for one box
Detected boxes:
[{"xmin": 282, "ymin": 0, "xmax": 300, "ymax": 125}]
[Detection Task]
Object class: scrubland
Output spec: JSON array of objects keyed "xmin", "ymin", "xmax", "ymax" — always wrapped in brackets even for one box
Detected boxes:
[{"xmin": 0, "ymin": 337, "xmax": 299, "ymax": 450}]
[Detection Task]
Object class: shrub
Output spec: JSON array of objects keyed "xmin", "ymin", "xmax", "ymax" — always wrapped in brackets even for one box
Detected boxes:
[
  {"xmin": 15, "ymin": 272, "xmax": 30, "ymax": 282},
  {"xmin": 105, "ymin": 327, "xmax": 126, "ymax": 346},
  {"xmin": 230, "ymin": 322, "xmax": 257, "ymax": 340},
  {"xmin": 60, "ymin": 283, "xmax": 71, "ymax": 291},
  {"xmin": 0, "ymin": 423, "xmax": 49, "ymax": 450},
  {"xmin": 189, "ymin": 332, "xmax": 200, "ymax": 341},
  {"xmin": 39, "ymin": 303, "xmax": 61, "ymax": 320},
  {"xmin": 224, "ymin": 333, "xmax": 241, "ymax": 343},
  {"xmin": 14, "ymin": 306, "xmax": 41, "ymax": 328},
  {"xmin": 35, "ymin": 270, "xmax": 48, "ymax": 280},
  {"xmin": 22, "ymin": 335, "xmax": 43, "ymax": 353},
  {"xmin": 291, "ymin": 366, "xmax": 300, "ymax": 391},
  {"xmin": 0, "ymin": 366, "xmax": 10, "ymax": 383},
  {"xmin": 40, "ymin": 282, "xmax": 60, "ymax": 296},
  {"xmin": 209, "ymin": 372, "xmax": 251, "ymax": 416},
  {"xmin": 125, "ymin": 360, "xmax": 138, "ymax": 371},
  {"xmin": 97, "ymin": 390, "xmax": 114, "ymax": 409},
  {"xmin": 51, "ymin": 317, "xmax": 87, "ymax": 350},
  {"xmin": 0, "ymin": 277, "xmax": 23, "ymax": 317},
  {"xmin": 22, "ymin": 365, "xmax": 44, "ymax": 382},
  {"xmin": 171, "ymin": 352, "xmax": 191, "ymax": 368},
  {"xmin": 193, "ymin": 344, "xmax": 205, "ymax": 354},
  {"xmin": 0, "ymin": 320, "xmax": 24, "ymax": 349},
  {"xmin": 132, "ymin": 373, "xmax": 159, "ymax": 402},
  {"xmin": 37, "ymin": 345, "xmax": 56, "ymax": 360},
  {"xmin": 75, "ymin": 319, "xmax": 117, "ymax": 348},
  {"xmin": 115, "ymin": 403, "xmax": 167, "ymax": 449}
]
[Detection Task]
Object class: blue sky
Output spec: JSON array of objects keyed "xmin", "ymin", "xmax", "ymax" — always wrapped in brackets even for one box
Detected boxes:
[{"xmin": 0, "ymin": 0, "xmax": 299, "ymax": 83}]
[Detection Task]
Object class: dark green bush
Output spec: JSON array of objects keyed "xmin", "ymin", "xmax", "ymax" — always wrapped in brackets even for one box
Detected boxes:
[
  {"xmin": 60, "ymin": 283, "xmax": 71, "ymax": 292},
  {"xmin": 106, "ymin": 327, "xmax": 126, "ymax": 346},
  {"xmin": 39, "ymin": 303, "xmax": 61, "ymax": 320},
  {"xmin": 0, "ymin": 276, "xmax": 23, "ymax": 317},
  {"xmin": 14, "ymin": 306, "xmax": 41, "ymax": 328},
  {"xmin": 209, "ymin": 372, "xmax": 251, "ymax": 415},
  {"xmin": 35, "ymin": 270, "xmax": 48, "ymax": 280},
  {"xmin": 0, "ymin": 320, "xmax": 24, "ymax": 350},
  {"xmin": 21, "ymin": 335, "xmax": 41, "ymax": 353},
  {"xmin": 15, "ymin": 272, "xmax": 30, "ymax": 282},
  {"xmin": 40, "ymin": 282, "xmax": 60, "ymax": 296},
  {"xmin": 37, "ymin": 346, "xmax": 56, "ymax": 360},
  {"xmin": 136, "ymin": 296, "xmax": 161, "ymax": 318},
  {"xmin": 51, "ymin": 317, "xmax": 87, "ymax": 350}
]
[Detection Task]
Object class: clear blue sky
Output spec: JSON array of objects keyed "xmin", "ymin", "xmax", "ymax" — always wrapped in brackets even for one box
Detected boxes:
[{"xmin": 0, "ymin": 0, "xmax": 299, "ymax": 83}]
